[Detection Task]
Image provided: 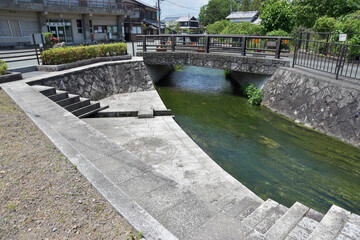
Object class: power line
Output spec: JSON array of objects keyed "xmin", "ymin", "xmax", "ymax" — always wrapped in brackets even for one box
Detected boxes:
[{"xmin": 162, "ymin": 0, "xmax": 199, "ymax": 11}]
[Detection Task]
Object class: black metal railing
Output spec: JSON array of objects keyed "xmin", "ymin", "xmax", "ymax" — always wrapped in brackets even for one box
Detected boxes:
[
  {"xmin": 299, "ymin": 31, "xmax": 359, "ymax": 45},
  {"xmin": 293, "ymin": 38, "xmax": 360, "ymax": 80},
  {"xmin": 137, "ymin": 34, "xmax": 291, "ymax": 59}
]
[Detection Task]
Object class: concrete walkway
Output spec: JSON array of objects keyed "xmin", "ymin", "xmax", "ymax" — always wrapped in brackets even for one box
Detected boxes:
[{"xmin": 1, "ymin": 61, "xmax": 359, "ymax": 239}]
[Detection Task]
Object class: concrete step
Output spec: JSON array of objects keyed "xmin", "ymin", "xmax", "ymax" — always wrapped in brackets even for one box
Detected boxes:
[
  {"xmin": 226, "ymin": 196, "xmax": 263, "ymax": 222},
  {"xmin": 265, "ymin": 202, "xmax": 309, "ymax": 239},
  {"xmin": 78, "ymin": 105, "xmax": 109, "ymax": 118},
  {"xmin": 285, "ymin": 216, "xmax": 320, "ymax": 240},
  {"xmin": 64, "ymin": 99, "xmax": 91, "ymax": 112},
  {"xmin": 241, "ymin": 198, "xmax": 279, "ymax": 229},
  {"xmin": 56, "ymin": 94, "xmax": 80, "ymax": 107},
  {"xmin": 48, "ymin": 91, "xmax": 68, "ymax": 102},
  {"xmin": 255, "ymin": 204, "xmax": 288, "ymax": 234},
  {"xmin": 138, "ymin": 106, "xmax": 154, "ymax": 118},
  {"xmin": 72, "ymin": 102, "xmax": 101, "ymax": 117},
  {"xmin": 32, "ymin": 85, "xmax": 56, "ymax": 96},
  {"xmin": 336, "ymin": 213, "xmax": 360, "ymax": 240},
  {"xmin": 308, "ymin": 205, "xmax": 351, "ymax": 240}
]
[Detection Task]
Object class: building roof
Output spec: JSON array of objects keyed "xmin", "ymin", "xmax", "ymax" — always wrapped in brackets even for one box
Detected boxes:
[
  {"xmin": 176, "ymin": 16, "xmax": 198, "ymax": 22},
  {"xmin": 163, "ymin": 17, "xmax": 180, "ymax": 22},
  {"xmin": 143, "ymin": 19, "xmax": 166, "ymax": 29},
  {"xmin": 253, "ymin": 18, "xmax": 261, "ymax": 25},
  {"xmin": 226, "ymin": 11, "xmax": 259, "ymax": 20},
  {"xmin": 124, "ymin": 0, "xmax": 156, "ymax": 9}
]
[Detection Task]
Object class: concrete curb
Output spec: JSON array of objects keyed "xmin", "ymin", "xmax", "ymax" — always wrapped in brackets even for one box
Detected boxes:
[{"xmin": 0, "ymin": 71, "xmax": 23, "ymax": 83}]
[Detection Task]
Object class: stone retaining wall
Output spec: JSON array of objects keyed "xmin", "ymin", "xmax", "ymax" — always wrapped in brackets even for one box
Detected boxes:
[
  {"xmin": 141, "ymin": 51, "xmax": 290, "ymax": 75},
  {"xmin": 29, "ymin": 60, "xmax": 154, "ymax": 101},
  {"xmin": 262, "ymin": 67, "xmax": 360, "ymax": 147}
]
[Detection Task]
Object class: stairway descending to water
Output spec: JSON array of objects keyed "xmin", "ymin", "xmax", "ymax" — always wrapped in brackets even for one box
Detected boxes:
[
  {"xmin": 32, "ymin": 85, "xmax": 108, "ymax": 118},
  {"xmin": 222, "ymin": 196, "xmax": 359, "ymax": 240}
]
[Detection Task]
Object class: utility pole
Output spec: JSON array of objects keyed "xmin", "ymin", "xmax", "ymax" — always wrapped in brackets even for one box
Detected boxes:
[
  {"xmin": 158, "ymin": 0, "xmax": 161, "ymax": 35},
  {"xmin": 230, "ymin": 0, "xmax": 232, "ymax": 13}
]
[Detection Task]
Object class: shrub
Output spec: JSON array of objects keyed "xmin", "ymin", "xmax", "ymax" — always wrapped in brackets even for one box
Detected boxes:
[
  {"xmin": 0, "ymin": 60, "xmax": 8, "ymax": 75},
  {"xmin": 41, "ymin": 43, "xmax": 127, "ymax": 65},
  {"xmin": 313, "ymin": 16, "xmax": 336, "ymax": 33},
  {"xmin": 243, "ymin": 83, "xmax": 263, "ymax": 105},
  {"xmin": 206, "ymin": 20, "xmax": 229, "ymax": 34},
  {"xmin": 266, "ymin": 29, "xmax": 290, "ymax": 37},
  {"xmin": 221, "ymin": 22, "xmax": 265, "ymax": 35}
]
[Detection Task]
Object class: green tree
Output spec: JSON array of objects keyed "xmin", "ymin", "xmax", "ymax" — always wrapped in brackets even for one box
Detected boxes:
[
  {"xmin": 165, "ymin": 21, "xmax": 181, "ymax": 34},
  {"xmin": 206, "ymin": 20, "xmax": 230, "ymax": 34},
  {"xmin": 199, "ymin": 0, "xmax": 238, "ymax": 26},
  {"xmin": 294, "ymin": 0, "xmax": 360, "ymax": 28},
  {"xmin": 313, "ymin": 16, "xmax": 336, "ymax": 33},
  {"xmin": 260, "ymin": 0, "xmax": 295, "ymax": 33},
  {"xmin": 221, "ymin": 22, "xmax": 265, "ymax": 35}
]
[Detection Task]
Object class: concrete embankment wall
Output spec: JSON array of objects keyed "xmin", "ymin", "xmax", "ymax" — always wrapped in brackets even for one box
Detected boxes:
[
  {"xmin": 262, "ymin": 67, "xmax": 360, "ymax": 147},
  {"xmin": 29, "ymin": 60, "xmax": 154, "ymax": 101}
]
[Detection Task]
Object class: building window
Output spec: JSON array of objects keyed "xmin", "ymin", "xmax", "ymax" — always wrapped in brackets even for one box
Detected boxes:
[
  {"xmin": 131, "ymin": 11, "xmax": 140, "ymax": 18},
  {"xmin": 76, "ymin": 19, "xmax": 82, "ymax": 33},
  {"xmin": 89, "ymin": 20, "xmax": 93, "ymax": 33},
  {"xmin": 0, "ymin": 20, "xmax": 11, "ymax": 37},
  {"xmin": 20, "ymin": 21, "xmax": 40, "ymax": 36},
  {"xmin": 152, "ymin": 11, "xmax": 156, "ymax": 20},
  {"xmin": 132, "ymin": 26, "xmax": 142, "ymax": 34}
]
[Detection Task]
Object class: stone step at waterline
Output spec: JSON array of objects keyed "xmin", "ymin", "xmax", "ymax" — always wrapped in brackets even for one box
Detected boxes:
[
  {"xmin": 308, "ymin": 205, "xmax": 351, "ymax": 240},
  {"xmin": 241, "ymin": 199, "xmax": 279, "ymax": 229},
  {"xmin": 264, "ymin": 202, "xmax": 309, "ymax": 239},
  {"xmin": 32, "ymin": 85, "xmax": 108, "ymax": 118}
]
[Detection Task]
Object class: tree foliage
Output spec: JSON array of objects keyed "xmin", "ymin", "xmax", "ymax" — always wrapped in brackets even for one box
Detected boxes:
[
  {"xmin": 165, "ymin": 21, "xmax": 181, "ymax": 34},
  {"xmin": 313, "ymin": 16, "xmax": 336, "ymax": 33},
  {"xmin": 206, "ymin": 20, "xmax": 229, "ymax": 34},
  {"xmin": 260, "ymin": 0, "xmax": 295, "ymax": 33},
  {"xmin": 221, "ymin": 22, "xmax": 264, "ymax": 35},
  {"xmin": 294, "ymin": 0, "xmax": 360, "ymax": 28},
  {"xmin": 199, "ymin": 0, "xmax": 237, "ymax": 26}
]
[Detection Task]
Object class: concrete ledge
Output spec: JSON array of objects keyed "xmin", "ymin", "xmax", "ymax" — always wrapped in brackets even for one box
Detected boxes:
[
  {"xmin": 0, "ymin": 71, "xmax": 23, "ymax": 83},
  {"xmin": 37, "ymin": 55, "xmax": 131, "ymax": 72}
]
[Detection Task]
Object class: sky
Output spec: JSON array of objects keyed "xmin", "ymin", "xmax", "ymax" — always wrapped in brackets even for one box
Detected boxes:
[{"xmin": 139, "ymin": 0, "xmax": 209, "ymax": 19}]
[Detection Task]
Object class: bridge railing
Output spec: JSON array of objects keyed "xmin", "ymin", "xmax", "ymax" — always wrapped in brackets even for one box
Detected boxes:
[
  {"xmin": 293, "ymin": 38, "xmax": 360, "ymax": 80},
  {"xmin": 137, "ymin": 34, "xmax": 291, "ymax": 59}
]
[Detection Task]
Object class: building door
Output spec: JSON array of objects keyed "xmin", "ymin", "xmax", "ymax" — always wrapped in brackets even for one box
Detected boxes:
[{"xmin": 47, "ymin": 19, "xmax": 73, "ymax": 44}]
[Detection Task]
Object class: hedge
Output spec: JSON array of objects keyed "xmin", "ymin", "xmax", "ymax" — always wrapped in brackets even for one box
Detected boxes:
[
  {"xmin": 0, "ymin": 60, "xmax": 8, "ymax": 75},
  {"xmin": 41, "ymin": 43, "xmax": 127, "ymax": 65}
]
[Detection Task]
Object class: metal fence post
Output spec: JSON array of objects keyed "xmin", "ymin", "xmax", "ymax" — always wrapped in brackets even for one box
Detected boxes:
[
  {"xmin": 241, "ymin": 36, "xmax": 246, "ymax": 56},
  {"xmin": 171, "ymin": 35, "xmax": 175, "ymax": 51},
  {"xmin": 32, "ymin": 34, "xmax": 40, "ymax": 65},
  {"xmin": 142, "ymin": 36, "xmax": 146, "ymax": 52},
  {"xmin": 336, "ymin": 45, "xmax": 347, "ymax": 79},
  {"xmin": 292, "ymin": 40, "xmax": 298, "ymax": 68},
  {"xmin": 205, "ymin": 35, "xmax": 209, "ymax": 53},
  {"xmin": 305, "ymin": 32, "xmax": 310, "ymax": 52},
  {"xmin": 275, "ymin": 38, "xmax": 281, "ymax": 59}
]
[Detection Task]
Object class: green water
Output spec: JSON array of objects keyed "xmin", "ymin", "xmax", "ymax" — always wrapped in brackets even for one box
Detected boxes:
[{"xmin": 156, "ymin": 66, "xmax": 360, "ymax": 214}]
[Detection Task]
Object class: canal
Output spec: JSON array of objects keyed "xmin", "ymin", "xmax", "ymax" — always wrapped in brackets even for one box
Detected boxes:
[{"xmin": 156, "ymin": 66, "xmax": 360, "ymax": 215}]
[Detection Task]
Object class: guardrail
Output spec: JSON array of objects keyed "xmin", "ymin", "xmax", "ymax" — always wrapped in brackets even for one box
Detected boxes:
[
  {"xmin": 293, "ymin": 39, "xmax": 360, "ymax": 80},
  {"xmin": 137, "ymin": 34, "xmax": 291, "ymax": 59}
]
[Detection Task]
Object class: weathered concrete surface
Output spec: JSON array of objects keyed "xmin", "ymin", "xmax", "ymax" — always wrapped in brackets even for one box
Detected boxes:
[
  {"xmin": 262, "ymin": 67, "xmax": 360, "ymax": 148},
  {"xmin": 142, "ymin": 51, "xmax": 290, "ymax": 75},
  {"xmin": 28, "ymin": 58, "xmax": 154, "ymax": 101}
]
